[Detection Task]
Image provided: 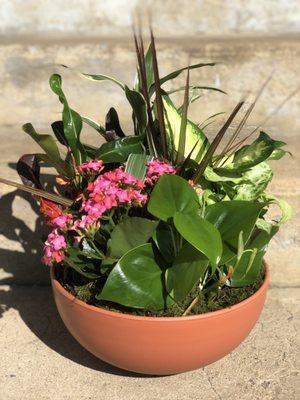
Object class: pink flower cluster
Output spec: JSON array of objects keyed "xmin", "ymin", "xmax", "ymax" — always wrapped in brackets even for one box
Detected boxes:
[
  {"xmin": 41, "ymin": 158, "xmax": 177, "ymax": 267},
  {"xmin": 79, "ymin": 160, "xmax": 104, "ymax": 173},
  {"xmin": 146, "ymin": 159, "xmax": 176, "ymax": 185},
  {"xmin": 82, "ymin": 167, "xmax": 147, "ymax": 220},
  {"xmin": 53, "ymin": 213, "xmax": 73, "ymax": 229},
  {"xmin": 42, "ymin": 229, "xmax": 67, "ymax": 267}
]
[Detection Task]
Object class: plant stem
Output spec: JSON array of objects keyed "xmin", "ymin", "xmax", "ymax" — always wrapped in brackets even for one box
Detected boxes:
[
  {"xmin": 182, "ymin": 295, "xmax": 199, "ymax": 317},
  {"xmin": 88, "ymin": 240, "xmax": 105, "ymax": 259}
]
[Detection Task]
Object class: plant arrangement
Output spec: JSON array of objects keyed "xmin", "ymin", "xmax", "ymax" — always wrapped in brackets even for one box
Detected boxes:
[{"xmin": 1, "ymin": 32, "xmax": 291, "ymax": 318}]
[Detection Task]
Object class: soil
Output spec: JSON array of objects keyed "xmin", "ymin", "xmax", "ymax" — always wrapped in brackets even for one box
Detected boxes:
[{"xmin": 56, "ymin": 266, "xmax": 265, "ymax": 318}]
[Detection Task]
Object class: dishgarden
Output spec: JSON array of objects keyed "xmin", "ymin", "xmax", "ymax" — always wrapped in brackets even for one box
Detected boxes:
[{"xmin": 0, "ymin": 32, "xmax": 291, "ymax": 318}]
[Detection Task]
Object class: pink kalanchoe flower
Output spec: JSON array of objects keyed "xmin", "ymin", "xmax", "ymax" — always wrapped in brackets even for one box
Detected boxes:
[
  {"xmin": 42, "ymin": 229, "xmax": 67, "ymax": 267},
  {"xmin": 81, "ymin": 167, "xmax": 147, "ymax": 221},
  {"xmin": 146, "ymin": 159, "xmax": 176, "ymax": 185},
  {"xmin": 53, "ymin": 213, "xmax": 73, "ymax": 229},
  {"xmin": 79, "ymin": 160, "xmax": 104, "ymax": 173}
]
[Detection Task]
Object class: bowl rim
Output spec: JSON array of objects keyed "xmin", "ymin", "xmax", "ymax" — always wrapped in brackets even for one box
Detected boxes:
[{"xmin": 51, "ymin": 261, "xmax": 270, "ymax": 322}]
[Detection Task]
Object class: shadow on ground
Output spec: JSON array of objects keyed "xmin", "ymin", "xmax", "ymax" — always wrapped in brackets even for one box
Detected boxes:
[{"xmin": 0, "ymin": 187, "xmax": 149, "ymax": 378}]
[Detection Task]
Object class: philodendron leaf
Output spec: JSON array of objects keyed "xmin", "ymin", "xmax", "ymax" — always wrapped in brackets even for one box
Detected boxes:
[
  {"xmin": 230, "ymin": 248, "xmax": 263, "ymax": 287},
  {"xmin": 99, "ymin": 244, "xmax": 171, "ymax": 309},
  {"xmin": 168, "ymin": 243, "xmax": 209, "ymax": 302},
  {"xmin": 148, "ymin": 174, "xmax": 199, "ymax": 222},
  {"xmin": 49, "ymin": 74, "xmax": 86, "ymax": 164},
  {"xmin": 22, "ymin": 123, "xmax": 73, "ymax": 178},
  {"xmin": 95, "ymin": 136, "xmax": 144, "ymax": 162},
  {"xmin": 162, "ymin": 94, "xmax": 209, "ymax": 161},
  {"xmin": 109, "ymin": 217, "xmax": 158, "ymax": 258},
  {"xmin": 152, "ymin": 222, "xmax": 177, "ymax": 264},
  {"xmin": 125, "ymin": 153, "xmax": 151, "ymax": 180},
  {"xmin": 233, "ymin": 162, "xmax": 273, "ymax": 201},
  {"xmin": 174, "ymin": 212, "xmax": 222, "ymax": 271},
  {"xmin": 17, "ymin": 154, "xmax": 42, "ymax": 189},
  {"xmin": 205, "ymin": 200, "xmax": 266, "ymax": 249},
  {"xmin": 125, "ymin": 86, "xmax": 148, "ymax": 135}
]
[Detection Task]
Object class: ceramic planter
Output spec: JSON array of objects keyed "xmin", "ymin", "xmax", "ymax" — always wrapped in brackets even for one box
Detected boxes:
[{"xmin": 51, "ymin": 267, "xmax": 269, "ymax": 375}]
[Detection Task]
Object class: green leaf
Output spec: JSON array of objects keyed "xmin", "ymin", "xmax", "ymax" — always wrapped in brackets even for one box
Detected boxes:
[
  {"xmin": 176, "ymin": 68, "xmax": 189, "ymax": 164},
  {"xmin": 64, "ymin": 247, "xmax": 100, "ymax": 279},
  {"xmin": 125, "ymin": 153, "xmax": 151, "ymax": 180},
  {"xmin": 205, "ymin": 200, "xmax": 265, "ymax": 248},
  {"xmin": 99, "ymin": 244, "xmax": 169, "ymax": 309},
  {"xmin": 148, "ymin": 174, "xmax": 199, "ymax": 222},
  {"xmin": 109, "ymin": 217, "xmax": 158, "ymax": 258},
  {"xmin": 168, "ymin": 243, "xmax": 209, "ymax": 301},
  {"xmin": 157, "ymin": 62, "xmax": 216, "ymax": 89},
  {"xmin": 60, "ymin": 64, "xmax": 125, "ymax": 90},
  {"xmin": 125, "ymin": 86, "xmax": 148, "ymax": 135},
  {"xmin": 221, "ymin": 132, "xmax": 285, "ymax": 172},
  {"xmin": 152, "ymin": 222, "xmax": 177, "ymax": 263},
  {"xmin": 95, "ymin": 136, "xmax": 144, "ymax": 162},
  {"xmin": 265, "ymin": 195, "xmax": 293, "ymax": 224},
  {"xmin": 49, "ymin": 74, "xmax": 86, "ymax": 164},
  {"xmin": 204, "ymin": 166, "xmax": 244, "ymax": 183},
  {"xmin": 230, "ymin": 248, "xmax": 263, "ymax": 287},
  {"xmin": 233, "ymin": 162, "xmax": 273, "ymax": 201},
  {"xmin": 248, "ymin": 219, "xmax": 279, "ymax": 251},
  {"xmin": 22, "ymin": 123, "xmax": 73, "ymax": 177},
  {"xmin": 82, "ymin": 116, "xmax": 106, "ymax": 137},
  {"xmin": 174, "ymin": 212, "xmax": 222, "ymax": 271},
  {"xmin": 162, "ymin": 94, "xmax": 209, "ymax": 161}
]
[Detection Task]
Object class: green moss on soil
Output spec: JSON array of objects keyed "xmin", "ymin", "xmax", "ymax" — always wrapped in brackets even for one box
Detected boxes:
[{"xmin": 56, "ymin": 266, "xmax": 265, "ymax": 317}]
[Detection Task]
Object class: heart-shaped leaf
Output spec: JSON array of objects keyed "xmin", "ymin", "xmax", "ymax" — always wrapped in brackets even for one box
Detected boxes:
[
  {"xmin": 109, "ymin": 217, "xmax": 158, "ymax": 258},
  {"xmin": 99, "ymin": 244, "xmax": 170, "ymax": 309},
  {"xmin": 148, "ymin": 174, "xmax": 199, "ymax": 221},
  {"xmin": 168, "ymin": 243, "xmax": 209, "ymax": 301},
  {"xmin": 174, "ymin": 212, "xmax": 222, "ymax": 271},
  {"xmin": 205, "ymin": 200, "xmax": 265, "ymax": 248}
]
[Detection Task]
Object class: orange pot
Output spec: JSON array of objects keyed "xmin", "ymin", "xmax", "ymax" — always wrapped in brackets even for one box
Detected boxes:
[{"xmin": 51, "ymin": 267, "xmax": 269, "ymax": 375}]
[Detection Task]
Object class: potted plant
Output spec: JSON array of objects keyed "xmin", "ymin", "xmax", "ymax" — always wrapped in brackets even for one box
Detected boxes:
[{"xmin": 0, "ymin": 32, "xmax": 291, "ymax": 375}]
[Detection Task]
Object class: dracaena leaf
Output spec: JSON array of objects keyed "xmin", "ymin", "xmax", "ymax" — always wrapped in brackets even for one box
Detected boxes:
[
  {"xmin": 162, "ymin": 94, "xmax": 209, "ymax": 161},
  {"xmin": 230, "ymin": 248, "xmax": 263, "ymax": 287},
  {"xmin": 125, "ymin": 153, "xmax": 151, "ymax": 180}
]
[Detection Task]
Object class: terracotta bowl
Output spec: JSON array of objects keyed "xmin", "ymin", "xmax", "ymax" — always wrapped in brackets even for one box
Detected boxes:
[{"xmin": 51, "ymin": 267, "xmax": 270, "ymax": 375}]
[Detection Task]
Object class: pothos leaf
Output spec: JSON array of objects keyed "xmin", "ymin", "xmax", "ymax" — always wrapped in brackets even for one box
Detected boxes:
[{"xmin": 98, "ymin": 244, "xmax": 172, "ymax": 309}]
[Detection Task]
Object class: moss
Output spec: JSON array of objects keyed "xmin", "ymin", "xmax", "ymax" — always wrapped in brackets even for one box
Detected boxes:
[{"xmin": 56, "ymin": 266, "xmax": 265, "ymax": 317}]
